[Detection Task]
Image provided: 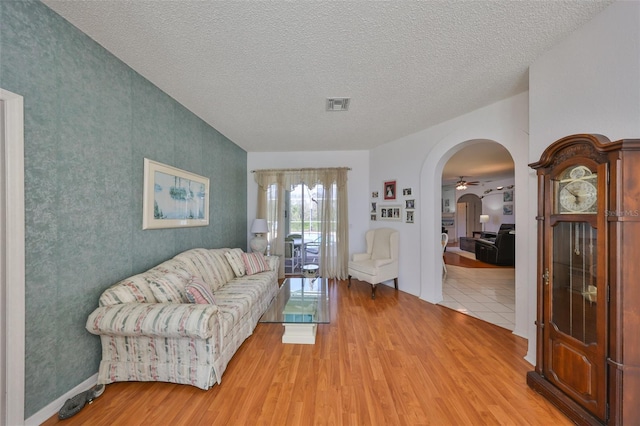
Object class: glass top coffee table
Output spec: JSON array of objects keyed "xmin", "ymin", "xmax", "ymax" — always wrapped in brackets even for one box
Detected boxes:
[{"xmin": 260, "ymin": 277, "xmax": 329, "ymax": 344}]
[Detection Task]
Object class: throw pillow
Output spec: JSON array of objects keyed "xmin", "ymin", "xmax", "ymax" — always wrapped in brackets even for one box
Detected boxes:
[
  {"xmin": 224, "ymin": 248, "xmax": 246, "ymax": 277},
  {"xmin": 185, "ymin": 276, "xmax": 217, "ymax": 305},
  {"xmin": 147, "ymin": 272, "xmax": 189, "ymax": 303},
  {"xmin": 242, "ymin": 252, "xmax": 271, "ymax": 275}
]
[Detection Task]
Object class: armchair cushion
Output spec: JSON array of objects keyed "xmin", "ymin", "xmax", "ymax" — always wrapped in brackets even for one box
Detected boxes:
[
  {"xmin": 352, "ymin": 253, "xmax": 371, "ymax": 262},
  {"xmin": 371, "ymin": 231, "xmax": 392, "ymax": 260},
  {"xmin": 348, "ymin": 258, "xmax": 394, "ymax": 276}
]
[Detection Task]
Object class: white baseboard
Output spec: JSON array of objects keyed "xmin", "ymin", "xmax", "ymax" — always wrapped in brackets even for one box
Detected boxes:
[{"xmin": 24, "ymin": 374, "xmax": 98, "ymax": 426}]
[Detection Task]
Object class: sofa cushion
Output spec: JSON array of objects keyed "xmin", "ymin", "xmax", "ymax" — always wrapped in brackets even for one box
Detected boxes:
[
  {"xmin": 151, "ymin": 258, "xmax": 192, "ymax": 278},
  {"xmin": 224, "ymin": 248, "xmax": 246, "ymax": 277},
  {"xmin": 99, "ymin": 273, "xmax": 158, "ymax": 306},
  {"xmin": 185, "ymin": 276, "xmax": 217, "ymax": 305},
  {"xmin": 208, "ymin": 249, "xmax": 236, "ymax": 284},
  {"xmin": 147, "ymin": 272, "xmax": 190, "ymax": 303},
  {"xmin": 214, "ymin": 273, "xmax": 275, "ymax": 336},
  {"xmin": 242, "ymin": 252, "xmax": 271, "ymax": 275},
  {"xmin": 174, "ymin": 248, "xmax": 233, "ymax": 292}
]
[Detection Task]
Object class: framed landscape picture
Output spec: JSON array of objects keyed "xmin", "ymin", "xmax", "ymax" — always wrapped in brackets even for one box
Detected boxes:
[{"xmin": 143, "ymin": 158, "xmax": 210, "ymax": 229}]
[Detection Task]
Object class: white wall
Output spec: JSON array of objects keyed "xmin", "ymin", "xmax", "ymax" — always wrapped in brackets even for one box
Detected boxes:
[
  {"xmin": 370, "ymin": 92, "xmax": 531, "ymax": 340},
  {"xmin": 527, "ymin": 0, "xmax": 640, "ymax": 364},
  {"xmin": 247, "ymin": 150, "xmax": 370, "ymax": 257},
  {"xmin": 530, "ymin": 1, "xmax": 640, "ymax": 152},
  {"xmin": 447, "ymin": 176, "xmax": 517, "ymax": 234}
]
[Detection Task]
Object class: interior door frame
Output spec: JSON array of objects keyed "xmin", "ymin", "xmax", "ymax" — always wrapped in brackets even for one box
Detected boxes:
[{"xmin": 1, "ymin": 88, "xmax": 25, "ymax": 425}]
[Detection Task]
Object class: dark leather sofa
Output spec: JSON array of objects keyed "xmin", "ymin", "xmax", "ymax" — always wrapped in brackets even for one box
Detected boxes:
[
  {"xmin": 459, "ymin": 231, "xmax": 496, "ymax": 252},
  {"xmin": 475, "ymin": 224, "xmax": 515, "ymax": 266}
]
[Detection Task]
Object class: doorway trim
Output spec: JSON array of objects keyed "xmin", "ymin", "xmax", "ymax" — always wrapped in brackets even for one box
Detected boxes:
[{"xmin": 1, "ymin": 88, "xmax": 25, "ymax": 425}]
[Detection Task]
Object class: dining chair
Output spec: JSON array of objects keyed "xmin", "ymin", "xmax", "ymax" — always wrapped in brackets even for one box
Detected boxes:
[{"xmin": 441, "ymin": 232, "xmax": 449, "ymax": 277}]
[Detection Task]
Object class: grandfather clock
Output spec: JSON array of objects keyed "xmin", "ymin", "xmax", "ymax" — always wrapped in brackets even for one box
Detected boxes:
[{"xmin": 528, "ymin": 134, "xmax": 640, "ymax": 425}]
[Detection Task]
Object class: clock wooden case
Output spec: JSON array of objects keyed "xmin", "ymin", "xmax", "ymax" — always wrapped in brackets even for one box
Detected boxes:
[{"xmin": 528, "ymin": 134, "xmax": 640, "ymax": 425}]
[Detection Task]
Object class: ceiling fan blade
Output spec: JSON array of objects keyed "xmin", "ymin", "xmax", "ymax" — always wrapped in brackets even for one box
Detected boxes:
[{"xmin": 467, "ymin": 181, "xmax": 480, "ymax": 185}]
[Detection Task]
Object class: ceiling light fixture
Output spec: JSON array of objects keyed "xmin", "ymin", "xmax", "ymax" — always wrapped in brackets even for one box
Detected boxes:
[
  {"xmin": 456, "ymin": 183, "xmax": 467, "ymax": 191},
  {"xmin": 326, "ymin": 97, "xmax": 350, "ymax": 111}
]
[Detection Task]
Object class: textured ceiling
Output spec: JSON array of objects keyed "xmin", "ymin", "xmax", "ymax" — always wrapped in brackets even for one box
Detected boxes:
[{"xmin": 43, "ymin": 1, "xmax": 613, "ymax": 154}]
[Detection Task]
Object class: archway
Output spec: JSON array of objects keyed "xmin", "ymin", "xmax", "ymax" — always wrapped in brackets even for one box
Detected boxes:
[
  {"xmin": 418, "ymin": 131, "xmax": 530, "ymax": 349},
  {"xmin": 439, "ymin": 142, "xmax": 517, "ymax": 330},
  {"xmin": 455, "ymin": 193, "xmax": 482, "ymax": 241}
]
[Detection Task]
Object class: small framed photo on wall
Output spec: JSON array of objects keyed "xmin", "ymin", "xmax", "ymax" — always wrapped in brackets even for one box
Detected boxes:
[
  {"xmin": 406, "ymin": 210, "xmax": 414, "ymax": 223},
  {"xmin": 380, "ymin": 205, "xmax": 402, "ymax": 221},
  {"xmin": 384, "ymin": 180, "xmax": 397, "ymax": 200}
]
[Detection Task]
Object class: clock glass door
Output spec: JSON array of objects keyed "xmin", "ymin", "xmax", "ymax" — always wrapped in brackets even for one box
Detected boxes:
[
  {"xmin": 544, "ymin": 164, "xmax": 607, "ymax": 421},
  {"xmin": 551, "ymin": 222, "xmax": 598, "ymax": 342}
]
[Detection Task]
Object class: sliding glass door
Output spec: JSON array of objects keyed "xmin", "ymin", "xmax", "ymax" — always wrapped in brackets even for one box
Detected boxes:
[
  {"xmin": 285, "ymin": 184, "xmax": 322, "ymax": 274},
  {"xmin": 255, "ymin": 167, "xmax": 349, "ymax": 279}
]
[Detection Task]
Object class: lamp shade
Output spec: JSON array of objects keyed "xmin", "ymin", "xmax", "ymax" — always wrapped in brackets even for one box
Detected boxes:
[
  {"xmin": 479, "ymin": 214, "xmax": 490, "ymax": 224},
  {"xmin": 250, "ymin": 219, "xmax": 269, "ymax": 234}
]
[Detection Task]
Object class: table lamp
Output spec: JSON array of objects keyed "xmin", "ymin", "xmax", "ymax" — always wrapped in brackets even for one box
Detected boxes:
[
  {"xmin": 479, "ymin": 214, "xmax": 490, "ymax": 232},
  {"xmin": 249, "ymin": 219, "xmax": 269, "ymax": 254}
]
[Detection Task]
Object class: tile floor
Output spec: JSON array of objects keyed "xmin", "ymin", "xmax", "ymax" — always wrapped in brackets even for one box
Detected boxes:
[{"xmin": 439, "ymin": 264, "xmax": 516, "ymax": 331}]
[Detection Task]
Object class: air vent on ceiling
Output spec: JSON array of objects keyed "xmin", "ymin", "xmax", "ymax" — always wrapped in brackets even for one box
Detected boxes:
[{"xmin": 326, "ymin": 97, "xmax": 350, "ymax": 112}]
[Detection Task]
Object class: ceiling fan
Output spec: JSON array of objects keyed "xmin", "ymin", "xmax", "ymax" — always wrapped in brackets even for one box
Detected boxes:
[{"xmin": 455, "ymin": 176, "xmax": 479, "ymax": 190}]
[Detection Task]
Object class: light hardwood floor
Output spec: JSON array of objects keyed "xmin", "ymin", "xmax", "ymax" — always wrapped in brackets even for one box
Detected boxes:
[{"xmin": 43, "ymin": 279, "xmax": 570, "ymax": 425}]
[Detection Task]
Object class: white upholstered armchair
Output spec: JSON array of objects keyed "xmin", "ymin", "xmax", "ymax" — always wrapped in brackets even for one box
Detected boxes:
[{"xmin": 348, "ymin": 228, "xmax": 399, "ymax": 299}]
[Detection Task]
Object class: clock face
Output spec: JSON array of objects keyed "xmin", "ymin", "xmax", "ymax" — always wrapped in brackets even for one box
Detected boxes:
[
  {"xmin": 559, "ymin": 181, "xmax": 597, "ymax": 212},
  {"xmin": 556, "ymin": 165, "xmax": 598, "ymax": 214}
]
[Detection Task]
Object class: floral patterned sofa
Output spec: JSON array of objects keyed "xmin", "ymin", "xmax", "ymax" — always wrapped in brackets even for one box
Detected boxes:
[{"xmin": 86, "ymin": 248, "xmax": 279, "ymax": 390}]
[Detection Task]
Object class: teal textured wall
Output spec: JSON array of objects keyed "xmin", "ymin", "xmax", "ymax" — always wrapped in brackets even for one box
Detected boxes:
[{"xmin": 1, "ymin": 1, "xmax": 247, "ymax": 417}]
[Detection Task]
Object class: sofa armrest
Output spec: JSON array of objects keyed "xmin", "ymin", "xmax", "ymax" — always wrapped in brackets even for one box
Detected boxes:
[
  {"xmin": 374, "ymin": 258, "xmax": 394, "ymax": 267},
  {"xmin": 352, "ymin": 253, "xmax": 370, "ymax": 262},
  {"xmin": 86, "ymin": 303, "xmax": 220, "ymax": 340}
]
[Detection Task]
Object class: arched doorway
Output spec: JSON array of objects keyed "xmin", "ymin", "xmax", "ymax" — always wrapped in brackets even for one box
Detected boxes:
[
  {"xmin": 436, "ymin": 141, "xmax": 516, "ymax": 330},
  {"xmin": 419, "ymin": 134, "xmax": 529, "ymax": 342},
  {"xmin": 455, "ymin": 193, "xmax": 482, "ymax": 241}
]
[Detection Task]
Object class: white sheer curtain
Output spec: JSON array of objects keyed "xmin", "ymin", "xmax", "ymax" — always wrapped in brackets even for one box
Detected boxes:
[{"xmin": 253, "ymin": 168, "xmax": 349, "ymax": 279}]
